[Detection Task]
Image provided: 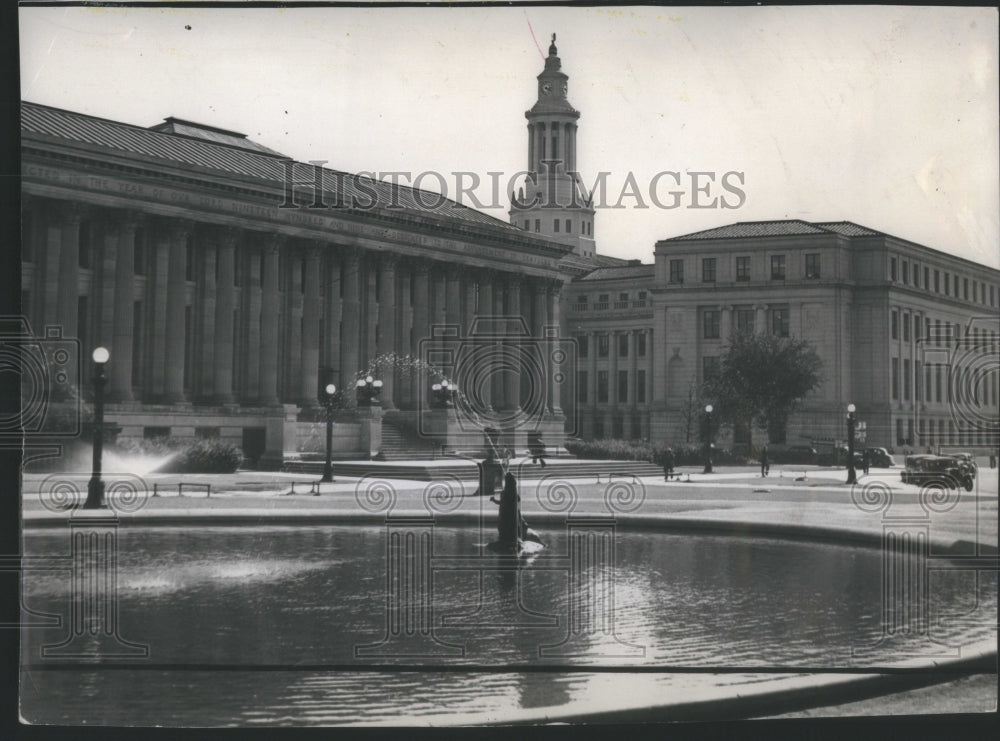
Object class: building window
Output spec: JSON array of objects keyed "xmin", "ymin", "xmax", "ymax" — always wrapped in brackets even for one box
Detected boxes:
[
  {"xmin": 618, "ymin": 370, "xmax": 628, "ymax": 403},
  {"xmin": 944, "ymin": 272, "xmax": 950, "ymax": 295},
  {"xmin": 554, "ymin": 219, "xmax": 560, "ymax": 233},
  {"xmin": 578, "ymin": 335, "xmax": 588, "ymax": 358},
  {"xmin": 598, "ymin": 294, "xmax": 609, "ymax": 303},
  {"xmin": 891, "ymin": 257, "xmax": 898, "ymax": 281},
  {"xmin": 923, "ymin": 266, "xmax": 929, "ymax": 288},
  {"xmin": 669, "ymin": 259, "xmax": 684, "ymax": 284},
  {"xmin": 896, "ymin": 419, "xmax": 904, "ymax": 446},
  {"xmin": 964, "ymin": 277, "xmax": 969, "ymax": 300},
  {"xmin": 702, "ymin": 258, "xmax": 716, "ymax": 282},
  {"xmin": 638, "ymin": 291, "xmax": 647, "ymax": 301},
  {"xmin": 636, "ymin": 370, "xmax": 646, "ymax": 403},
  {"xmin": 597, "ymin": 371, "xmax": 608, "ymax": 403},
  {"xmin": 524, "ymin": 220, "xmax": 529, "ymax": 230},
  {"xmin": 576, "ymin": 294, "xmax": 588, "ymax": 306},
  {"xmin": 598, "ymin": 334, "xmax": 609, "ymax": 358},
  {"xmin": 925, "ymin": 363, "xmax": 932, "ymax": 403},
  {"xmin": 196, "ymin": 427, "xmax": 220, "ymax": 439},
  {"xmin": 913, "ymin": 264, "xmax": 919, "ymax": 287},
  {"xmin": 735, "ymin": 256, "xmax": 750, "ymax": 281},
  {"xmin": 703, "ymin": 310, "xmax": 720, "ymax": 339},
  {"xmin": 770, "ymin": 255, "xmax": 786, "ymax": 280},
  {"xmin": 914, "ymin": 317, "xmax": 921, "ymax": 341},
  {"xmin": 892, "ymin": 357, "xmax": 899, "ymax": 400},
  {"xmin": 577, "ymin": 371, "xmax": 588, "ymax": 403},
  {"xmin": 991, "ymin": 286, "xmax": 996, "ymax": 306},
  {"xmin": 770, "ymin": 307, "xmax": 789, "ymax": 337},
  {"xmin": 903, "ymin": 358, "xmax": 911, "ymax": 401},
  {"xmin": 902, "ymin": 261, "xmax": 909, "ymax": 284},
  {"xmin": 891, "ymin": 310, "xmax": 898, "ymax": 340},
  {"xmin": 915, "ymin": 361, "xmax": 921, "ymax": 401},
  {"xmin": 954, "ymin": 275, "xmax": 959, "ymax": 296},
  {"xmin": 902, "ymin": 313, "xmax": 910, "ymax": 342},
  {"xmin": 637, "ymin": 332, "xmax": 646, "ymax": 357},
  {"xmin": 934, "ymin": 270, "xmax": 940, "ymax": 292},
  {"xmin": 566, "ymin": 219, "xmax": 571, "ymax": 233},
  {"xmin": 535, "ymin": 219, "xmax": 540, "ymax": 233},
  {"xmin": 618, "ymin": 333, "xmax": 628, "ymax": 357},
  {"xmin": 703, "ymin": 355, "xmax": 719, "ymax": 383},
  {"xmin": 144, "ymin": 426, "xmax": 170, "ymax": 440},
  {"xmin": 805, "ymin": 253, "xmax": 820, "ymax": 279},
  {"xmin": 619, "ymin": 292, "xmax": 629, "ymax": 302},
  {"xmin": 736, "ymin": 308, "xmax": 754, "ymax": 334}
]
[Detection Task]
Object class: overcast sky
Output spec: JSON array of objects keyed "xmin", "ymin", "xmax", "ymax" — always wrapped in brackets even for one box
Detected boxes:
[{"xmin": 19, "ymin": 4, "xmax": 999, "ymax": 268}]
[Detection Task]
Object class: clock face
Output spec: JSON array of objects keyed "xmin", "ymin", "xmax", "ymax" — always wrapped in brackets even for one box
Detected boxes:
[{"xmin": 541, "ymin": 82, "xmax": 552, "ymax": 96}]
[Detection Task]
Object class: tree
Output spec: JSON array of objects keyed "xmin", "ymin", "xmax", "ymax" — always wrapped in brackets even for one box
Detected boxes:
[{"xmin": 704, "ymin": 331, "xmax": 823, "ymax": 444}]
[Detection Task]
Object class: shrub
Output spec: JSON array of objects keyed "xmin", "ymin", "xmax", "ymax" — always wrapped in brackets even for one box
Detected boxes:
[
  {"xmin": 153, "ymin": 439, "xmax": 242, "ymax": 474},
  {"xmin": 565, "ymin": 438, "xmax": 752, "ymax": 466}
]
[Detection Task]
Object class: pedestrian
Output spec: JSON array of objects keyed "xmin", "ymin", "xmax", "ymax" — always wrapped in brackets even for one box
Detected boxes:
[
  {"xmin": 491, "ymin": 472, "xmax": 521, "ymax": 552},
  {"xmin": 760, "ymin": 445, "xmax": 769, "ymax": 477},
  {"xmin": 663, "ymin": 447, "xmax": 675, "ymax": 481},
  {"xmin": 862, "ymin": 448, "xmax": 870, "ymax": 476},
  {"xmin": 528, "ymin": 433, "xmax": 547, "ymax": 467}
]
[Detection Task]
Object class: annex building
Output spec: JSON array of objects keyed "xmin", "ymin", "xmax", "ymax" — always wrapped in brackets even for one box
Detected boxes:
[{"xmin": 20, "ymin": 37, "xmax": 1000, "ymax": 462}]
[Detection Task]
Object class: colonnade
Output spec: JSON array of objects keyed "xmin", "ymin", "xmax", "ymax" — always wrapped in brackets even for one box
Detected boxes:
[{"xmin": 21, "ymin": 198, "xmax": 565, "ymax": 417}]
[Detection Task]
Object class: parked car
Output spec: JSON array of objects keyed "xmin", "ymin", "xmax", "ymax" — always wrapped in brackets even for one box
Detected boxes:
[
  {"xmin": 864, "ymin": 447, "xmax": 897, "ymax": 468},
  {"xmin": 900, "ymin": 454, "xmax": 975, "ymax": 491}
]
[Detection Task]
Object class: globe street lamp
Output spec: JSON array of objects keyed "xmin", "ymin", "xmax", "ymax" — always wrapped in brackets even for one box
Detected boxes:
[
  {"xmin": 84, "ymin": 346, "xmax": 110, "ymax": 509},
  {"xmin": 432, "ymin": 379, "xmax": 454, "ymax": 408},
  {"xmin": 703, "ymin": 404, "xmax": 714, "ymax": 474},
  {"xmin": 321, "ymin": 383, "xmax": 336, "ymax": 484},
  {"xmin": 846, "ymin": 403, "xmax": 857, "ymax": 484}
]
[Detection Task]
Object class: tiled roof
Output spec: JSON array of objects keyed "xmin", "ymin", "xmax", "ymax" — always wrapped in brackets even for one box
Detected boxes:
[
  {"xmin": 814, "ymin": 221, "xmax": 880, "ymax": 237},
  {"xmin": 593, "ymin": 254, "xmax": 629, "ymax": 267},
  {"xmin": 660, "ymin": 220, "xmax": 830, "ymax": 241},
  {"xmin": 578, "ymin": 264, "xmax": 655, "ymax": 281},
  {"xmin": 21, "ymin": 101, "xmax": 524, "ymax": 234}
]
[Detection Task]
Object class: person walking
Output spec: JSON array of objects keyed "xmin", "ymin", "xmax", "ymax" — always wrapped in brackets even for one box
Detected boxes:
[
  {"xmin": 862, "ymin": 448, "xmax": 871, "ymax": 476},
  {"xmin": 760, "ymin": 445, "xmax": 769, "ymax": 477},
  {"xmin": 662, "ymin": 447, "xmax": 675, "ymax": 481},
  {"xmin": 528, "ymin": 433, "xmax": 547, "ymax": 467}
]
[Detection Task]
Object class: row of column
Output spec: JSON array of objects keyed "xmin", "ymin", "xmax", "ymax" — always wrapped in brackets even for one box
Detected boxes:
[
  {"xmin": 583, "ymin": 329, "xmax": 654, "ymax": 407},
  {"xmin": 23, "ymin": 198, "xmax": 566, "ymax": 415},
  {"xmin": 528, "ymin": 120, "xmax": 578, "ymax": 174}
]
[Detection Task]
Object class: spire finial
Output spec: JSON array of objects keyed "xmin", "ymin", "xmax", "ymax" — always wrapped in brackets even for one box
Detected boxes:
[{"xmin": 549, "ymin": 33, "xmax": 557, "ymax": 56}]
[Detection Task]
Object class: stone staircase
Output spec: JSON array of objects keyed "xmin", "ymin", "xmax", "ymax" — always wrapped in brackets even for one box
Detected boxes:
[{"xmin": 377, "ymin": 420, "xmax": 443, "ymax": 460}]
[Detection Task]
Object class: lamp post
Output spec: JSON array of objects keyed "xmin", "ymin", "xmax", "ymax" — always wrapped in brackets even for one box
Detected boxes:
[
  {"xmin": 321, "ymin": 383, "xmax": 336, "ymax": 484},
  {"xmin": 84, "ymin": 347, "xmax": 110, "ymax": 509},
  {"xmin": 703, "ymin": 404, "xmax": 714, "ymax": 474},
  {"xmin": 846, "ymin": 403, "xmax": 857, "ymax": 484}
]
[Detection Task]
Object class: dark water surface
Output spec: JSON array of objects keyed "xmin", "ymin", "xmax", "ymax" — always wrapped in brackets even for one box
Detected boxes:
[{"xmin": 20, "ymin": 525, "xmax": 996, "ymax": 725}]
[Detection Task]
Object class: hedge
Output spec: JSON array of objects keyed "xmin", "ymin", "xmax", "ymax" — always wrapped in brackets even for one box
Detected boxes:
[{"xmin": 564, "ymin": 439, "xmax": 752, "ymax": 466}]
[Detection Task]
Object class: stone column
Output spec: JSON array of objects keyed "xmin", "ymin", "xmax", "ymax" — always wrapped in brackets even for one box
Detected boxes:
[
  {"xmin": 56, "ymin": 202, "xmax": 83, "ymax": 343},
  {"xmin": 397, "ymin": 260, "xmax": 413, "ymax": 408},
  {"xmin": 721, "ymin": 304, "xmax": 732, "ymax": 346},
  {"xmin": 364, "ymin": 257, "xmax": 378, "ymax": 371},
  {"xmin": 259, "ymin": 236, "xmax": 282, "ymax": 406},
  {"xmin": 97, "ymin": 218, "xmax": 117, "ymax": 351},
  {"xmin": 587, "ymin": 330, "xmax": 597, "ymax": 431},
  {"xmin": 286, "ymin": 247, "xmax": 304, "ymax": 404},
  {"xmin": 300, "ymin": 243, "xmax": 321, "ymax": 408},
  {"xmin": 492, "ymin": 274, "xmax": 505, "ymax": 409},
  {"xmin": 644, "ymin": 328, "xmax": 653, "ymax": 438},
  {"xmin": 433, "ymin": 268, "xmax": 447, "ymax": 374},
  {"xmin": 323, "ymin": 250, "xmax": 342, "ymax": 388},
  {"xmin": 197, "ymin": 231, "xmax": 217, "ymax": 402},
  {"xmin": 608, "ymin": 330, "xmax": 619, "ymax": 435},
  {"xmin": 477, "ymin": 275, "xmax": 494, "ymax": 412},
  {"xmin": 42, "ymin": 200, "xmax": 63, "ymax": 328},
  {"xmin": 504, "ymin": 276, "xmax": 522, "ymax": 413},
  {"xmin": 244, "ymin": 241, "xmax": 262, "ymax": 401},
  {"xmin": 213, "ymin": 229, "xmax": 237, "ymax": 403},
  {"xmin": 627, "ymin": 330, "xmax": 638, "ymax": 410},
  {"xmin": 340, "ymin": 247, "xmax": 362, "ymax": 390},
  {"xmin": 547, "ymin": 282, "xmax": 564, "ymax": 416},
  {"xmin": 163, "ymin": 222, "xmax": 189, "ymax": 404},
  {"xmin": 109, "ymin": 212, "xmax": 140, "ymax": 402},
  {"xmin": 755, "ymin": 304, "xmax": 767, "ymax": 334},
  {"xmin": 377, "ymin": 253, "xmax": 398, "ymax": 409},
  {"xmin": 533, "ymin": 281, "xmax": 548, "ymax": 418},
  {"xmin": 463, "ymin": 272, "xmax": 477, "ymax": 336},
  {"xmin": 148, "ymin": 226, "xmax": 170, "ymax": 399},
  {"xmin": 411, "ymin": 260, "xmax": 430, "ymax": 406}
]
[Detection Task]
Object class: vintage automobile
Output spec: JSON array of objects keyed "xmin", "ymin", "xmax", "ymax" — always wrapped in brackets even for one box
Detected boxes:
[
  {"xmin": 864, "ymin": 447, "xmax": 897, "ymax": 468},
  {"xmin": 900, "ymin": 454, "xmax": 975, "ymax": 491},
  {"xmin": 953, "ymin": 452, "xmax": 979, "ymax": 473}
]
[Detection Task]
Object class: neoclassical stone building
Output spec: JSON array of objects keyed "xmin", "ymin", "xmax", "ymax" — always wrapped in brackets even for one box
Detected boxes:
[{"xmin": 20, "ymin": 101, "xmax": 573, "ymax": 465}]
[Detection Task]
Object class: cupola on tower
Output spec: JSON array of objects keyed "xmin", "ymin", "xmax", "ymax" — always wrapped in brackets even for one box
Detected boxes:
[{"xmin": 510, "ymin": 34, "xmax": 597, "ymax": 258}]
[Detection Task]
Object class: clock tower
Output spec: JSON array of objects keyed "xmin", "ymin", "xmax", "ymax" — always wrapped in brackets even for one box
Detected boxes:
[{"xmin": 510, "ymin": 34, "xmax": 597, "ymax": 258}]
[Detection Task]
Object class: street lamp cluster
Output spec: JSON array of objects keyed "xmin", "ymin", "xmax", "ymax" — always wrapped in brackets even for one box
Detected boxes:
[
  {"xmin": 355, "ymin": 375, "xmax": 383, "ymax": 406},
  {"xmin": 431, "ymin": 378, "xmax": 456, "ymax": 408}
]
